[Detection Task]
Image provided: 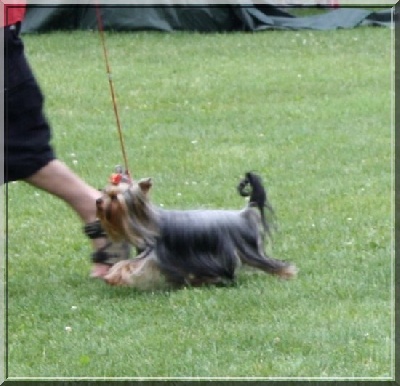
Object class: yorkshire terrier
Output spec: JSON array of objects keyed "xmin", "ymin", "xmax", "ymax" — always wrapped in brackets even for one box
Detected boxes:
[{"xmin": 95, "ymin": 171, "xmax": 297, "ymax": 290}]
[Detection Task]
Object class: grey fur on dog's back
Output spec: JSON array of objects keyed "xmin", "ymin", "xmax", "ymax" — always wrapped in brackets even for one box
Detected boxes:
[{"xmin": 151, "ymin": 206, "xmax": 275, "ymax": 286}]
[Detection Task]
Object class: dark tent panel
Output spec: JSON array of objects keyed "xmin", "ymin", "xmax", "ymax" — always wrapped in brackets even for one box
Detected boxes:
[{"xmin": 21, "ymin": 5, "xmax": 392, "ymax": 33}]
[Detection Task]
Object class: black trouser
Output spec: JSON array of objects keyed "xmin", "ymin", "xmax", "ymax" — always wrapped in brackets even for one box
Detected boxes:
[{"xmin": 4, "ymin": 22, "xmax": 55, "ymax": 183}]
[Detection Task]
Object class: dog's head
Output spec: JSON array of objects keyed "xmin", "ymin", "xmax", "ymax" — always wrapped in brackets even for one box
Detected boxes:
[{"xmin": 96, "ymin": 177, "xmax": 158, "ymax": 249}]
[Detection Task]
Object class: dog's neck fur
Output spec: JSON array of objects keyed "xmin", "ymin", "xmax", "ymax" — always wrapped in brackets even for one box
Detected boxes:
[{"xmin": 121, "ymin": 187, "xmax": 160, "ymax": 249}]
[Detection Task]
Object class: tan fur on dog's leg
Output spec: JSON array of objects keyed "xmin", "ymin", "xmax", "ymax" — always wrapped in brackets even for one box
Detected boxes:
[{"xmin": 104, "ymin": 254, "xmax": 168, "ymax": 290}]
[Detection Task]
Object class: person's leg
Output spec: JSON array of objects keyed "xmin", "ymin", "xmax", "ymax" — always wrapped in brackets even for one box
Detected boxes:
[
  {"xmin": 25, "ymin": 159, "xmax": 101, "ymax": 229},
  {"xmin": 5, "ymin": 25, "xmax": 128, "ymax": 278}
]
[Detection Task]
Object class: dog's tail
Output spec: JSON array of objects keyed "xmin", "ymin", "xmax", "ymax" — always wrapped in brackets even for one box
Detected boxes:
[{"xmin": 237, "ymin": 172, "xmax": 275, "ymax": 237}]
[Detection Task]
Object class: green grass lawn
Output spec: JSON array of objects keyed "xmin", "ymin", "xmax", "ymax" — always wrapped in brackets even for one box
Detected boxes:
[{"xmin": 6, "ymin": 26, "xmax": 393, "ymax": 379}]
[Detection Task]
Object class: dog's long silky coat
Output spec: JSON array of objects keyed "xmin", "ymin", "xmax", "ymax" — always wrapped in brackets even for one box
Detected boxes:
[{"xmin": 96, "ymin": 173, "xmax": 297, "ymax": 290}]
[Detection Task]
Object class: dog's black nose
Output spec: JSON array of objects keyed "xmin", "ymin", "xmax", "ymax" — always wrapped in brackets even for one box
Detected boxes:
[{"xmin": 96, "ymin": 197, "xmax": 103, "ymax": 207}]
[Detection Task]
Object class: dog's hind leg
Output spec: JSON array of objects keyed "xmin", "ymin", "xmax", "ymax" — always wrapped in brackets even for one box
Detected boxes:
[
  {"xmin": 238, "ymin": 208, "xmax": 297, "ymax": 279},
  {"xmin": 239, "ymin": 250, "xmax": 297, "ymax": 279}
]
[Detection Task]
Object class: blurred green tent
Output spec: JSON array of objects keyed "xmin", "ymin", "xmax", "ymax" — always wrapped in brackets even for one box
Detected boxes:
[{"xmin": 21, "ymin": 4, "xmax": 392, "ymax": 33}]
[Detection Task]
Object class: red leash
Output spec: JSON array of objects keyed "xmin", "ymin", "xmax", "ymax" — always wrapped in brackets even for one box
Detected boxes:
[{"xmin": 95, "ymin": 4, "xmax": 131, "ymax": 180}]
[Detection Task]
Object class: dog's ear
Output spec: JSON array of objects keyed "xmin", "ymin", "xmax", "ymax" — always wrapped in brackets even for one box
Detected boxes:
[{"xmin": 138, "ymin": 178, "xmax": 152, "ymax": 194}]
